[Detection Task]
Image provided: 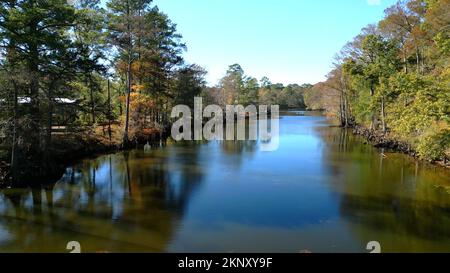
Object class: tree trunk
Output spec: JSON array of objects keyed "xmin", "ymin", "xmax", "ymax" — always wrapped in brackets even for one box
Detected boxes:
[
  {"xmin": 45, "ymin": 86, "xmax": 53, "ymax": 153},
  {"xmin": 339, "ymin": 91, "xmax": 344, "ymax": 127},
  {"xmin": 123, "ymin": 60, "xmax": 132, "ymax": 145},
  {"xmin": 123, "ymin": 2, "xmax": 132, "ymax": 146},
  {"xmin": 403, "ymin": 49, "xmax": 408, "ymax": 74},
  {"xmin": 370, "ymin": 83, "xmax": 376, "ymax": 131},
  {"xmin": 107, "ymin": 79, "xmax": 112, "ymax": 142},
  {"xmin": 29, "ymin": 48, "xmax": 42, "ymax": 171},
  {"xmin": 89, "ymin": 76, "xmax": 96, "ymax": 125},
  {"xmin": 416, "ymin": 47, "xmax": 420, "ymax": 74},
  {"xmin": 343, "ymin": 94, "xmax": 349, "ymax": 127},
  {"xmin": 381, "ymin": 96, "xmax": 386, "ymax": 134},
  {"xmin": 10, "ymin": 81, "xmax": 19, "ymax": 180}
]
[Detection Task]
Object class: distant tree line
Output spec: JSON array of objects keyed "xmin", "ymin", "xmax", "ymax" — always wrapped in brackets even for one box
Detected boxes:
[{"xmin": 202, "ymin": 64, "xmax": 312, "ymax": 109}]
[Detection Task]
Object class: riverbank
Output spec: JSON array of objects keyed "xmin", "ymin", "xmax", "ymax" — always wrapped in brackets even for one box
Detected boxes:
[
  {"xmin": 0, "ymin": 124, "xmax": 167, "ymax": 188},
  {"xmin": 0, "ymin": 132, "xmax": 119, "ymax": 188},
  {"xmin": 352, "ymin": 125, "xmax": 449, "ymax": 169}
]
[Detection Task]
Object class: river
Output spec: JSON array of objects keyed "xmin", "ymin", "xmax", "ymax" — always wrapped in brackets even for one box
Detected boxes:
[{"xmin": 0, "ymin": 111, "xmax": 449, "ymax": 253}]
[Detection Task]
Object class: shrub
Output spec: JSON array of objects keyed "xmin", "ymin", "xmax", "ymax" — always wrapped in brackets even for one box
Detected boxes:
[{"xmin": 417, "ymin": 129, "xmax": 450, "ymax": 161}]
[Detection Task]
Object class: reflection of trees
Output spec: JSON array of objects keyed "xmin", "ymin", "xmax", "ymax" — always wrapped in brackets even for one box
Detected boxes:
[
  {"xmin": 220, "ymin": 118, "xmax": 259, "ymax": 169},
  {"xmin": 221, "ymin": 140, "xmax": 257, "ymax": 155},
  {"xmin": 316, "ymin": 125, "xmax": 450, "ymax": 252},
  {"xmin": 0, "ymin": 185, "xmax": 60, "ymax": 252},
  {"xmin": 340, "ymin": 194, "xmax": 450, "ymax": 250},
  {"xmin": 219, "ymin": 140, "xmax": 257, "ymax": 172},
  {"xmin": 125, "ymin": 147, "xmax": 205, "ymax": 214},
  {"xmin": 0, "ymin": 145, "xmax": 207, "ymax": 252}
]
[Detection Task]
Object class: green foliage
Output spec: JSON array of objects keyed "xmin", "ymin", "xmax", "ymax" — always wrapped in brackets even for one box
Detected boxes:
[
  {"xmin": 239, "ymin": 77, "xmax": 259, "ymax": 106},
  {"xmin": 434, "ymin": 32, "xmax": 450, "ymax": 56},
  {"xmin": 171, "ymin": 64, "xmax": 207, "ymax": 108},
  {"xmin": 200, "ymin": 65, "xmax": 310, "ymax": 109},
  {"xmin": 417, "ymin": 129, "xmax": 450, "ymax": 161},
  {"xmin": 305, "ymin": 0, "xmax": 450, "ymax": 161},
  {"xmin": 351, "ymin": 87, "xmax": 373, "ymax": 126},
  {"xmin": 0, "ymin": 0, "xmax": 206, "ymax": 177},
  {"xmin": 384, "ymin": 73, "xmax": 448, "ymax": 138},
  {"xmin": 257, "ymin": 80, "xmax": 309, "ymax": 109}
]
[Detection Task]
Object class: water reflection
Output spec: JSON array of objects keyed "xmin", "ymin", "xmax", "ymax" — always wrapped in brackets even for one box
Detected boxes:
[
  {"xmin": 317, "ymin": 126, "xmax": 450, "ymax": 252},
  {"xmin": 0, "ymin": 145, "xmax": 209, "ymax": 252},
  {"xmin": 0, "ymin": 111, "xmax": 449, "ymax": 253}
]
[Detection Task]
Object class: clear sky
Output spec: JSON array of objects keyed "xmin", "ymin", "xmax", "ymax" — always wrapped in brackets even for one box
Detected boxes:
[{"xmin": 151, "ymin": 0, "xmax": 398, "ymax": 86}]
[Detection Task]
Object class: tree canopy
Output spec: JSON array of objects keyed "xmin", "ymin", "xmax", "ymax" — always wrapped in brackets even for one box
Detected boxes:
[{"xmin": 303, "ymin": 0, "xmax": 449, "ymax": 161}]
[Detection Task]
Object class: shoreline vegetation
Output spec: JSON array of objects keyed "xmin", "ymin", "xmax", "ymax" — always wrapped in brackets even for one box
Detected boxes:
[
  {"xmin": 0, "ymin": 0, "xmax": 449, "ymax": 186},
  {"xmin": 303, "ymin": 0, "xmax": 449, "ymax": 166},
  {"xmin": 0, "ymin": 123, "xmax": 167, "ymax": 188},
  {"xmin": 351, "ymin": 124, "xmax": 449, "ymax": 168},
  {"xmin": 0, "ymin": 107, "xmax": 446, "ymax": 189}
]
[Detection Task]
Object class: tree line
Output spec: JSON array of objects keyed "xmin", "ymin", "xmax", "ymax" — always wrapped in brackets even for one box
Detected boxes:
[
  {"xmin": 0, "ymin": 0, "xmax": 208, "ymax": 179},
  {"xmin": 304, "ymin": 0, "xmax": 449, "ymax": 161},
  {"xmin": 0, "ymin": 1, "xmax": 311, "ymax": 181},
  {"xmin": 202, "ymin": 63, "xmax": 311, "ymax": 110},
  {"xmin": 1, "ymin": 0, "xmax": 446, "ymax": 182}
]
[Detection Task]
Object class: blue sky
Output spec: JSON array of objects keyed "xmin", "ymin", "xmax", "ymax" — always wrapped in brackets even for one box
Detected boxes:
[{"xmin": 151, "ymin": 0, "xmax": 398, "ymax": 86}]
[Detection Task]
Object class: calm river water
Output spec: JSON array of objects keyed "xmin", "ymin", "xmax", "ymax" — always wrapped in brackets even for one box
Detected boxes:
[{"xmin": 0, "ymin": 111, "xmax": 449, "ymax": 253}]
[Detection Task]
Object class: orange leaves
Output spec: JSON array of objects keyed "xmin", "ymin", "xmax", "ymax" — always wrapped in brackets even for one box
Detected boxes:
[
  {"xmin": 127, "ymin": 92, "xmax": 159, "ymax": 141},
  {"xmin": 115, "ymin": 59, "xmax": 154, "ymax": 93},
  {"xmin": 131, "ymin": 84, "xmax": 145, "ymax": 92},
  {"xmin": 115, "ymin": 60, "xmax": 128, "ymax": 75},
  {"xmin": 129, "ymin": 92, "xmax": 155, "ymax": 110}
]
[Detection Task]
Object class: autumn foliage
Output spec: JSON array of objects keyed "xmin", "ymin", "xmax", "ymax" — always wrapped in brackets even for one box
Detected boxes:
[{"xmin": 126, "ymin": 92, "xmax": 161, "ymax": 143}]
